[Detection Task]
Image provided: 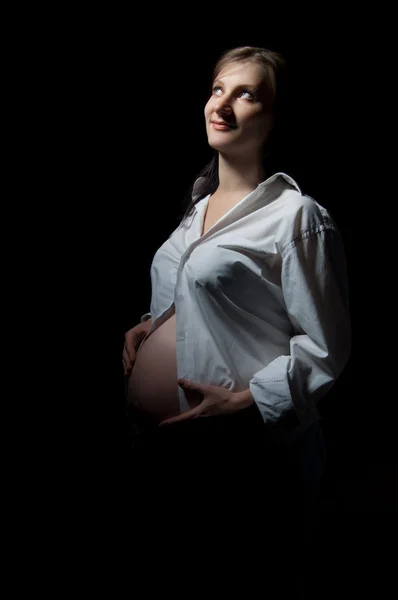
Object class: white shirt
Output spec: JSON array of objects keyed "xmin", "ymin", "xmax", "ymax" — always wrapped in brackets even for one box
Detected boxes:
[{"xmin": 140, "ymin": 172, "xmax": 351, "ymax": 439}]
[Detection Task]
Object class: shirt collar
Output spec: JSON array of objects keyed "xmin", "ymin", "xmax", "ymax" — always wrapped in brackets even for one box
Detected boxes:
[{"xmin": 191, "ymin": 172, "xmax": 301, "ymax": 213}]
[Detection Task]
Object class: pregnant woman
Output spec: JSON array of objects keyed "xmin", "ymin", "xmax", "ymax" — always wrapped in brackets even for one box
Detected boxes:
[{"xmin": 121, "ymin": 46, "xmax": 351, "ymax": 565}]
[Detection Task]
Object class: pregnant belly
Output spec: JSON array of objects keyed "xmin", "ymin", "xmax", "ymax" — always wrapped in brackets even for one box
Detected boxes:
[{"xmin": 126, "ymin": 313, "xmax": 180, "ymax": 421}]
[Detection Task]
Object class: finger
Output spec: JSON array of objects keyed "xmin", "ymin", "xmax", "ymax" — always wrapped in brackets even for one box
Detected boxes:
[
  {"xmin": 178, "ymin": 379, "xmax": 209, "ymax": 392},
  {"xmin": 123, "ymin": 347, "xmax": 135, "ymax": 368},
  {"xmin": 123, "ymin": 363, "xmax": 132, "ymax": 377},
  {"xmin": 122, "ymin": 356, "xmax": 128, "ymax": 376},
  {"xmin": 124, "ymin": 332, "xmax": 137, "ymax": 363},
  {"xmin": 122, "ymin": 352, "xmax": 134, "ymax": 377},
  {"xmin": 159, "ymin": 405, "xmax": 203, "ymax": 426}
]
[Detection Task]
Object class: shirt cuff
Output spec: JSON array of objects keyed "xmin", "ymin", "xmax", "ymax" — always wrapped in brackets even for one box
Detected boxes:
[{"xmin": 140, "ymin": 312, "xmax": 152, "ymax": 323}]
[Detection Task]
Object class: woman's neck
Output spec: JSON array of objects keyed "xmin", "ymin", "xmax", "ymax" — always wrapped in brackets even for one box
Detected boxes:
[{"xmin": 216, "ymin": 153, "xmax": 264, "ymax": 195}]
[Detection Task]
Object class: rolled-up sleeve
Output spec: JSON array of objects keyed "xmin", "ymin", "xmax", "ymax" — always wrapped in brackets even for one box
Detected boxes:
[{"xmin": 249, "ymin": 225, "xmax": 351, "ymax": 425}]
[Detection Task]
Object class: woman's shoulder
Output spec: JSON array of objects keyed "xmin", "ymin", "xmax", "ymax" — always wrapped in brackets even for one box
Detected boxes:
[
  {"xmin": 263, "ymin": 174, "xmax": 339, "ymax": 252},
  {"xmin": 270, "ymin": 173, "xmax": 334, "ymax": 226},
  {"xmin": 284, "ymin": 191, "xmax": 331, "ymax": 223}
]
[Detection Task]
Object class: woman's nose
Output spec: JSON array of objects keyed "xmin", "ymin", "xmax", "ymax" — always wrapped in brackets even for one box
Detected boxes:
[{"xmin": 214, "ymin": 98, "xmax": 233, "ymax": 115}]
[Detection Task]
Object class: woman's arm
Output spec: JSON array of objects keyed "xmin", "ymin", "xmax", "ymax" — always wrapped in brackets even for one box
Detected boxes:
[{"xmin": 249, "ymin": 226, "xmax": 351, "ymax": 426}]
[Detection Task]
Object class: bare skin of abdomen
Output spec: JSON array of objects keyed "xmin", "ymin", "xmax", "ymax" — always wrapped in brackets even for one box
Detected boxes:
[{"xmin": 126, "ymin": 313, "xmax": 180, "ymax": 422}]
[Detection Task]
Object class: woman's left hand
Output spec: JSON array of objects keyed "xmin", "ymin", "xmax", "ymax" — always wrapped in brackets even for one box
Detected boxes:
[{"xmin": 159, "ymin": 379, "xmax": 252, "ymax": 426}]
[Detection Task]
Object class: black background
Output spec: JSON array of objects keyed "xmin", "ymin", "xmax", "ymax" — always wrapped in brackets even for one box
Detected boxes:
[
  {"xmin": 55, "ymin": 16, "xmax": 395, "ymax": 510},
  {"xmin": 28, "ymin": 10, "xmax": 395, "ymax": 593},
  {"xmin": 10, "ymin": 6, "xmax": 395, "ymax": 593}
]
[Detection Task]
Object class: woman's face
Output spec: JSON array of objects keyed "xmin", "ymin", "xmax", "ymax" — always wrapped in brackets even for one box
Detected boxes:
[{"xmin": 204, "ymin": 60, "xmax": 273, "ymax": 158}]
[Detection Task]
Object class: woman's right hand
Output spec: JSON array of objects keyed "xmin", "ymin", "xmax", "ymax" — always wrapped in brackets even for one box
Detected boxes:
[{"xmin": 122, "ymin": 319, "xmax": 152, "ymax": 377}]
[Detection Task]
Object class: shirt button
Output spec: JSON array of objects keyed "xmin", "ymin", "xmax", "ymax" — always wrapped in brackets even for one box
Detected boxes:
[{"xmin": 176, "ymin": 294, "xmax": 184, "ymax": 302}]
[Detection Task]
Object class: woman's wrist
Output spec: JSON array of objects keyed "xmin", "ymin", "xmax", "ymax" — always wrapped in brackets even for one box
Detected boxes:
[{"xmin": 232, "ymin": 388, "xmax": 254, "ymax": 410}]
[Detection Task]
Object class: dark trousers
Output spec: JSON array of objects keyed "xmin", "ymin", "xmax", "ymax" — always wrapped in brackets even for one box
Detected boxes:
[
  {"xmin": 125, "ymin": 406, "xmax": 323, "ymax": 519},
  {"xmin": 119, "ymin": 406, "xmax": 326, "ymax": 592}
]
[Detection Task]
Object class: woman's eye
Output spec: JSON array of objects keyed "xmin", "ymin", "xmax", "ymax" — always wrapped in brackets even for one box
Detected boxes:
[
  {"xmin": 240, "ymin": 90, "xmax": 254, "ymax": 99},
  {"xmin": 212, "ymin": 86, "xmax": 253, "ymax": 100}
]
